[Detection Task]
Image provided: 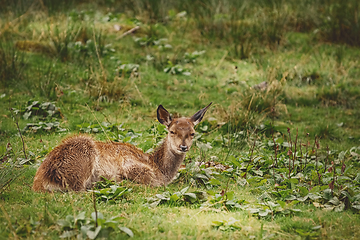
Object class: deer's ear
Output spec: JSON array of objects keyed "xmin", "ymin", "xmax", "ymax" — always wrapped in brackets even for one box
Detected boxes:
[
  {"xmin": 157, "ymin": 105, "xmax": 172, "ymax": 127},
  {"xmin": 190, "ymin": 102, "xmax": 212, "ymax": 126}
]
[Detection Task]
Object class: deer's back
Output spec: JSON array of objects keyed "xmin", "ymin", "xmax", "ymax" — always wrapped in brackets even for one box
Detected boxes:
[
  {"xmin": 93, "ymin": 140, "xmax": 151, "ymax": 182},
  {"xmin": 33, "ymin": 135, "xmax": 97, "ymax": 191},
  {"xmin": 32, "ymin": 135, "xmax": 152, "ymax": 191}
]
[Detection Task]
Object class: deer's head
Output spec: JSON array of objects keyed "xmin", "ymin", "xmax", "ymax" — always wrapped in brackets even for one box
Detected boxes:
[{"xmin": 157, "ymin": 103, "xmax": 212, "ymax": 155}]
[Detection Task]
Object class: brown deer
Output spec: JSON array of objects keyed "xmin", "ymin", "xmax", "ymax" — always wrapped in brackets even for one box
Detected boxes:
[{"xmin": 32, "ymin": 103, "xmax": 212, "ymax": 192}]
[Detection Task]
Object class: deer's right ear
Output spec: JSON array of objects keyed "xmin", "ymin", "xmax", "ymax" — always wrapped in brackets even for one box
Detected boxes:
[
  {"xmin": 157, "ymin": 105, "xmax": 172, "ymax": 127},
  {"xmin": 190, "ymin": 102, "xmax": 212, "ymax": 125}
]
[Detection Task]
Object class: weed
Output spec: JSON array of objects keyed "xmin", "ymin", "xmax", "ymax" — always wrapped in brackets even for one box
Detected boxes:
[
  {"xmin": 0, "ymin": 42, "xmax": 26, "ymax": 88},
  {"xmin": 313, "ymin": 123, "xmax": 342, "ymax": 141},
  {"xmin": 57, "ymin": 211, "xmax": 133, "ymax": 239},
  {"xmin": 163, "ymin": 62, "xmax": 191, "ymax": 76},
  {"xmin": 319, "ymin": 0, "xmax": 360, "ymax": 46},
  {"xmin": 0, "ymin": 142, "xmax": 29, "ymax": 193},
  {"xmin": 174, "ymin": 161, "xmax": 215, "ymax": 187},
  {"xmin": 316, "ymin": 85, "xmax": 360, "ymax": 108},
  {"xmin": 145, "ymin": 186, "xmax": 206, "ymax": 207},
  {"xmin": 86, "ymin": 66, "xmax": 129, "ymax": 103},
  {"xmin": 212, "ymin": 217, "xmax": 242, "ymax": 231},
  {"xmin": 21, "ymin": 101, "xmax": 61, "ymax": 121},
  {"xmin": 92, "ymin": 183, "xmax": 132, "ymax": 204},
  {"xmin": 47, "ymin": 21, "xmax": 108, "ymax": 63}
]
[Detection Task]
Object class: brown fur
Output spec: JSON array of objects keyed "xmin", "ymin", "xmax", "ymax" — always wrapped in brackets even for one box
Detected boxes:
[{"xmin": 32, "ymin": 103, "xmax": 212, "ymax": 192}]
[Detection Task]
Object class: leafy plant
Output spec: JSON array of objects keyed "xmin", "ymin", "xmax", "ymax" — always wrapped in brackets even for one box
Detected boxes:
[
  {"xmin": 116, "ymin": 63, "xmax": 139, "ymax": 78},
  {"xmin": 163, "ymin": 61, "xmax": 190, "ymax": 76},
  {"xmin": 184, "ymin": 50, "xmax": 205, "ymax": 63},
  {"xmin": 48, "ymin": 22, "xmax": 109, "ymax": 62},
  {"xmin": 133, "ymin": 36, "xmax": 157, "ymax": 47},
  {"xmin": 77, "ymin": 122, "xmax": 124, "ymax": 134},
  {"xmin": 68, "ymin": 40, "xmax": 115, "ymax": 58},
  {"xmin": 57, "ymin": 211, "xmax": 133, "ymax": 239},
  {"xmin": 21, "ymin": 101, "xmax": 62, "ymax": 120},
  {"xmin": 0, "ymin": 42, "xmax": 26, "ymax": 88},
  {"xmin": 212, "ymin": 217, "xmax": 242, "ymax": 231},
  {"xmin": 145, "ymin": 186, "xmax": 206, "ymax": 207},
  {"xmin": 22, "ymin": 122, "xmax": 67, "ymax": 134},
  {"xmin": 91, "ymin": 177, "xmax": 132, "ymax": 204},
  {"xmin": 174, "ymin": 161, "xmax": 216, "ymax": 187},
  {"xmin": 201, "ymin": 190, "xmax": 247, "ymax": 211}
]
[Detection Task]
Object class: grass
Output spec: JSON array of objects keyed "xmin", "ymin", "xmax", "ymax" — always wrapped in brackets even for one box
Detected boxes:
[{"xmin": 1, "ymin": 0, "xmax": 360, "ymax": 239}]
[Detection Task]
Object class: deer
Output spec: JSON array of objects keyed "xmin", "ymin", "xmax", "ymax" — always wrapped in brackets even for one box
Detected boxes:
[{"xmin": 32, "ymin": 103, "xmax": 212, "ymax": 192}]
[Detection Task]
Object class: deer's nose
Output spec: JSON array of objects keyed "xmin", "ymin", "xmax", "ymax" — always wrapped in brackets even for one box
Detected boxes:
[{"xmin": 180, "ymin": 145, "xmax": 188, "ymax": 152}]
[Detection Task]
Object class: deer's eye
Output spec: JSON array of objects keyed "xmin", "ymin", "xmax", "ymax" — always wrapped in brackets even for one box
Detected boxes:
[
  {"xmin": 170, "ymin": 131, "xmax": 175, "ymax": 134},
  {"xmin": 190, "ymin": 133, "xmax": 195, "ymax": 136}
]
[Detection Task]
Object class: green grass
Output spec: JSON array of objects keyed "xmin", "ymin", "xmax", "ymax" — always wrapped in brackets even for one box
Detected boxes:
[{"xmin": 1, "ymin": 0, "xmax": 360, "ymax": 239}]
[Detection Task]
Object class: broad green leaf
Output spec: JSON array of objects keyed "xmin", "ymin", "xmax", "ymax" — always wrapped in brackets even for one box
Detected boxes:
[
  {"xmin": 23, "ymin": 111, "xmax": 32, "ymax": 120},
  {"xmin": 226, "ymin": 191, "xmax": 235, "ymax": 201},
  {"xmin": 338, "ymin": 176, "xmax": 352, "ymax": 182},
  {"xmin": 91, "ymin": 212, "xmax": 104, "ymax": 221},
  {"xmin": 76, "ymin": 211, "xmax": 86, "ymax": 221},
  {"xmin": 149, "ymin": 200, "xmax": 161, "ymax": 208},
  {"xmin": 297, "ymin": 195, "xmax": 309, "ymax": 202},
  {"xmin": 230, "ymin": 156, "xmax": 242, "ymax": 168},
  {"xmin": 338, "ymin": 151, "xmax": 347, "ymax": 161},
  {"xmin": 194, "ymin": 174, "xmax": 209, "ymax": 180},
  {"xmin": 352, "ymin": 205, "xmax": 360, "ymax": 210},
  {"xmin": 285, "ymin": 195, "xmax": 297, "ymax": 201},
  {"xmin": 97, "ymin": 218, "xmax": 106, "ymax": 226},
  {"xmin": 212, "ymin": 221, "xmax": 223, "ymax": 226},
  {"xmin": 289, "ymin": 178, "xmax": 299, "ymax": 184},
  {"xmin": 259, "ymin": 209, "xmax": 270, "ymax": 217},
  {"xmin": 184, "ymin": 192, "xmax": 197, "ymax": 199},
  {"xmin": 279, "ymin": 189, "xmax": 292, "ymax": 198},
  {"xmin": 298, "ymin": 186, "xmax": 309, "ymax": 197},
  {"xmin": 259, "ymin": 179, "xmax": 267, "ymax": 186},
  {"xmin": 237, "ymin": 178, "xmax": 247, "ymax": 186},
  {"xmin": 170, "ymin": 193, "xmax": 180, "ymax": 201},
  {"xmin": 323, "ymin": 189, "xmax": 333, "ymax": 200},
  {"xmin": 86, "ymin": 226, "xmax": 101, "ymax": 239},
  {"xmin": 208, "ymin": 178, "xmax": 221, "ymax": 185},
  {"xmin": 156, "ymin": 193, "xmax": 169, "ymax": 200},
  {"xmin": 180, "ymin": 186, "xmax": 189, "ymax": 195},
  {"xmin": 184, "ymin": 193, "xmax": 197, "ymax": 203},
  {"xmin": 119, "ymin": 226, "xmax": 134, "ymax": 237},
  {"xmin": 308, "ymin": 193, "xmax": 322, "ymax": 200},
  {"xmin": 59, "ymin": 230, "xmax": 77, "ymax": 238},
  {"xmin": 329, "ymin": 197, "xmax": 340, "ymax": 206},
  {"xmin": 310, "ymin": 186, "xmax": 320, "ymax": 193},
  {"xmin": 65, "ymin": 215, "xmax": 75, "ymax": 225},
  {"xmin": 277, "ymin": 200, "xmax": 286, "ymax": 208},
  {"xmin": 312, "ymin": 225, "xmax": 322, "ymax": 230},
  {"xmin": 334, "ymin": 202, "xmax": 345, "ymax": 212},
  {"xmin": 57, "ymin": 219, "xmax": 71, "ymax": 228},
  {"xmin": 354, "ymin": 173, "xmax": 360, "ymax": 183},
  {"xmin": 253, "ymin": 170, "xmax": 263, "ymax": 176}
]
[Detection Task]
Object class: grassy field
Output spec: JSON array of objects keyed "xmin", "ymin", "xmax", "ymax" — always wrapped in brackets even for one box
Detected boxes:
[{"xmin": 1, "ymin": 0, "xmax": 360, "ymax": 239}]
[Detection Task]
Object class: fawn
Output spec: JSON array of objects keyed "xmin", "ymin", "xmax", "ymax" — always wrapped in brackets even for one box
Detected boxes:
[{"xmin": 32, "ymin": 103, "xmax": 212, "ymax": 191}]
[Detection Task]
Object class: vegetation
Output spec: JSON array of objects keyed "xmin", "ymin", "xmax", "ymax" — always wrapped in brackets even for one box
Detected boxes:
[{"xmin": 1, "ymin": 0, "xmax": 360, "ymax": 239}]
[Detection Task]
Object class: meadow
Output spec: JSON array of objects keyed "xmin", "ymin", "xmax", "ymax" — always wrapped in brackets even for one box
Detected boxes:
[{"xmin": 1, "ymin": 0, "xmax": 360, "ymax": 239}]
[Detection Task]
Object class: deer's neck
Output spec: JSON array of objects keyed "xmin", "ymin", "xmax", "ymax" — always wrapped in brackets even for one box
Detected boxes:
[{"xmin": 150, "ymin": 136, "xmax": 186, "ymax": 184}]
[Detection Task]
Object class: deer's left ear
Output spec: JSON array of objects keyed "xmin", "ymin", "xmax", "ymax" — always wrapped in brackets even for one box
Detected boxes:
[
  {"xmin": 157, "ymin": 105, "xmax": 172, "ymax": 127},
  {"xmin": 190, "ymin": 102, "xmax": 212, "ymax": 126}
]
